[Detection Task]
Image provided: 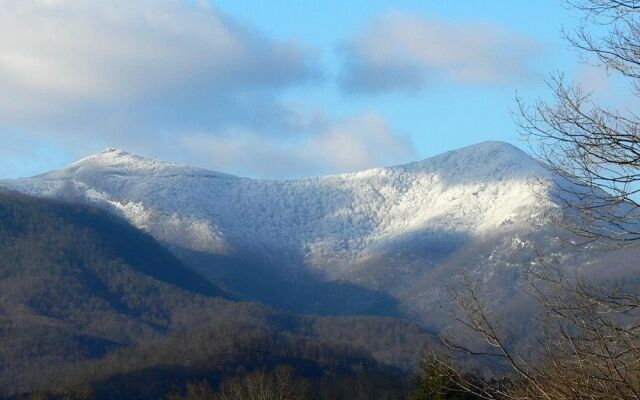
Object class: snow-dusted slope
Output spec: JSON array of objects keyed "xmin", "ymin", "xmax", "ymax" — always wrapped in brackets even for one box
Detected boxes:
[
  {"xmin": 5, "ymin": 142, "xmax": 554, "ymax": 263},
  {"xmin": 2, "ymin": 141, "xmax": 566, "ymax": 324}
]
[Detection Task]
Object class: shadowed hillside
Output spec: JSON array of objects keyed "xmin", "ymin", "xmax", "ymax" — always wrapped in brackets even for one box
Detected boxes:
[{"xmin": 0, "ymin": 191, "xmax": 434, "ymax": 398}]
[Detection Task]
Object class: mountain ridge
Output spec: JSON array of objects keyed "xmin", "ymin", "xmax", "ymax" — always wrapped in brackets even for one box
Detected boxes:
[
  {"xmin": 37, "ymin": 140, "xmax": 542, "ymax": 182},
  {"xmin": 1, "ymin": 140, "xmax": 562, "ymax": 327},
  {"xmin": 3, "ymin": 140, "xmax": 555, "ymax": 248}
]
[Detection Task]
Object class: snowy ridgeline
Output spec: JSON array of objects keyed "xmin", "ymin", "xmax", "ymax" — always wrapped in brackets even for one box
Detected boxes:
[{"xmin": 3, "ymin": 141, "xmax": 557, "ymax": 270}]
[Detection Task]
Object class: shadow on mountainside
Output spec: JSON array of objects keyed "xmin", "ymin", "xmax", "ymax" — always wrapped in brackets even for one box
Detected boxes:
[{"xmin": 170, "ymin": 246, "xmax": 402, "ymax": 317}]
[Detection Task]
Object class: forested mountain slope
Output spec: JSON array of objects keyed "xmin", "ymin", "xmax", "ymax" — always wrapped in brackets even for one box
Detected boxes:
[{"xmin": 0, "ymin": 191, "xmax": 433, "ymax": 397}]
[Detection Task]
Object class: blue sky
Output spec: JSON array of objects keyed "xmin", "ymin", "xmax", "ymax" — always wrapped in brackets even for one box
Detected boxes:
[{"xmin": 0, "ymin": 0, "xmax": 595, "ymax": 179}]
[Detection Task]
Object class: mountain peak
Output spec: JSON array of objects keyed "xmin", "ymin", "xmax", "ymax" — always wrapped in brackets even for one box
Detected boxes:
[
  {"xmin": 462, "ymin": 140, "xmax": 520, "ymax": 149},
  {"xmin": 58, "ymin": 147, "xmax": 238, "ymax": 180},
  {"xmin": 398, "ymin": 140, "xmax": 545, "ymax": 184},
  {"xmin": 56, "ymin": 147, "xmax": 191, "ymax": 178},
  {"xmin": 427, "ymin": 141, "xmax": 532, "ymax": 164}
]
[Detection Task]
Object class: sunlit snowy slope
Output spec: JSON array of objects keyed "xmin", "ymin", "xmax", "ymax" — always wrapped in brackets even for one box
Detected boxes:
[{"xmin": 3, "ymin": 141, "xmax": 576, "ymax": 327}]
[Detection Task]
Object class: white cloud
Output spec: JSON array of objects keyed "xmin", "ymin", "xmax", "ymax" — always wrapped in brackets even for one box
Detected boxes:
[
  {"xmin": 0, "ymin": 1, "xmax": 421, "ymax": 179},
  {"xmin": 176, "ymin": 113, "xmax": 417, "ymax": 178},
  {"xmin": 340, "ymin": 11, "xmax": 540, "ymax": 93},
  {"xmin": 0, "ymin": 0, "xmax": 318, "ymax": 120},
  {"xmin": 303, "ymin": 113, "xmax": 415, "ymax": 172}
]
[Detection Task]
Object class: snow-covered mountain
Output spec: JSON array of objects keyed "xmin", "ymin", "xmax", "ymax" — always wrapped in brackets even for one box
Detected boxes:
[{"xmin": 2, "ymin": 141, "xmax": 583, "ymax": 327}]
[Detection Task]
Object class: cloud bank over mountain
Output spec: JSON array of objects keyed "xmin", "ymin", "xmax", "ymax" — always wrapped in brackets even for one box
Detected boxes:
[
  {"xmin": 0, "ymin": 0, "xmax": 316, "ymax": 117},
  {"xmin": 339, "ymin": 11, "xmax": 540, "ymax": 93},
  {"xmin": 178, "ymin": 113, "xmax": 416, "ymax": 178},
  {"xmin": 0, "ymin": 1, "xmax": 542, "ymax": 179},
  {"xmin": 0, "ymin": 0, "xmax": 423, "ymax": 178}
]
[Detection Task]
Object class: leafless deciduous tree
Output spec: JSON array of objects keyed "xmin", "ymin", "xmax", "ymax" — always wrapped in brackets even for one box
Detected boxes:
[
  {"xmin": 214, "ymin": 367, "xmax": 308, "ymax": 400},
  {"xmin": 168, "ymin": 367, "xmax": 308, "ymax": 400},
  {"xmin": 429, "ymin": 1, "xmax": 640, "ymax": 399},
  {"xmin": 435, "ymin": 265, "xmax": 640, "ymax": 399},
  {"xmin": 517, "ymin": 0, "xmax": 640, "ymax": 243}
]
